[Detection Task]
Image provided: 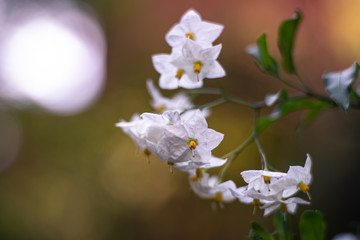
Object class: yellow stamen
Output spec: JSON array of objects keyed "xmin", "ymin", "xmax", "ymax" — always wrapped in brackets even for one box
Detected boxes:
[
  {"xmin": 280, "ymin": 203, "xmax": 287, "ymax": 213},
  {"xmin": 143, "ymin": 148, "xmax": 151, "ymax": 157},
  {"xmin": 215, "ymin": 192, "xmax": 223, "ymax": 203},
  {"xmin": 298, "ymin": 181, "xmax": 311, "ymax": 200},
  {"xmin": 252, "ymin": 198, "xmax": 261, "ymax": 207},
  {"xmin": 298, "ymin": 181, "xmax": 309, "ymax": 193},
  {"xmin": 196, "ymin": 168, "xmax": 203, "ymax": 178},
  {"xmin": 175, "ymin": 69, "xmax": 183, "ymax": 79},
  {"xmin": 191, "ymin": 176, "xmax": 198, "ymax": 182},
  {"xmin": 156, "ymin": 105, "xmax": 165, "ymax": 112},
  {"xmin": 188, "ymin": 139, "xmax": 197, "ymax": 150},
  {"xmin": 143, "ymin": 148, "xmax": 151, "ymax": 163},
  {"xmin": 263, "ymin": 176, "xmax": 271, "ymax": 184},
  {"xmin": 185, "ymin": 32, "xmax": 194, "ymax": 40},
  {"xmin": 194, "ymin": 62, "xmax": 202, "ymax": 74}
]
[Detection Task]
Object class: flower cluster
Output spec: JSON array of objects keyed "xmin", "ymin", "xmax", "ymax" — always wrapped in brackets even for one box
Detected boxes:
[
  {"xmin": 116, "ymin": 9, "xmax": 313, "ymax": 216},
  {"xmin": 231, "ymin": 154, "xmax": 312, "ymax": 216},
  {"xmin": 152, "ymin": 9, "xmax": 226, "ymax": 89}
]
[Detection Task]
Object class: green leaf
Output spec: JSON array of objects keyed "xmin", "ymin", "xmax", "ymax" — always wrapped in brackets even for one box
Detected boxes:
[
  {"xmin": 296, "ymin": 101, "xmax": 331, "ymax": 134},
  {"xmin": 256, "ymin": 98, "xmax": 319, "ymax": 133},
  {"xmin": 299, "ymin": 210, "xmax": 326, "ymax": 240},
  {"xmin": 274, "ymin": 211, "xmax": 291, "ymax": 240},
  {"xmin": 350, "ymin": 87, "xmax": 360, "ymax": 103},
  {"xmin": 322, "ymin": 62, "xmax": 360, "ymax": 112},
  {"xmin": 278, "ymin": 10, "xmax": 302, "ymax": 73},
  {"xmin": 265, "ymin": 89, "xmax": 288, "ymax": 106},
  {"xmin": 247, "ymin": 33, "xmax": 279, "ymax": 76},
  {"xmin": 248, "ymin": 222, "xmax": 275, "ymax": 240}
]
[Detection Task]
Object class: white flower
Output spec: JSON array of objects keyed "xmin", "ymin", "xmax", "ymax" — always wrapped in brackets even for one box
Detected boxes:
[
  {"xmin": 333, "ymin": 233, "xmax": 359, "ymax": 240},
  {"xmin": 231, "ymin": 187, "xmax": 278, "ymax": 215},
  {"xmin": 165, "ymin": 9, "xmax": 223, "ymax": 48},
  {"xmin": 282, "ymin": 154, "xmax": 312, "ymax": 199},
  {"xmin": 241, "ymin": 169, "xmax": 287, "ymax": 195},
  {"xmin": 173, "ymin": 155, "xmax": 227, "ymax": 173},
  {"xmin": 261, "ymin": 195, "xmax": 310, "ymax": 216},
  {"xmin": 146, "ymin": 79, "xmax": 194, "ymax": 112},
  {"xmin": 164, "ymin": 109, "xmax": 224, "ymax": 164},
  {"xmin": 172, "ymin": 39, "xmax": 226, "ymax": 83},
  {"xmin": 189, "ymin": 171, "xmax": 236, "ymax": 207},
  {"xmin": 116, "ymin": 114, "xmax": 148, "ymax": 152},
  {"xmin": 241, "ymin": 188, "xmax": 310, "ymax": 216},
  {"xmin": 152, "ymin": 50, "xmax": 203, "ymax": 89}
]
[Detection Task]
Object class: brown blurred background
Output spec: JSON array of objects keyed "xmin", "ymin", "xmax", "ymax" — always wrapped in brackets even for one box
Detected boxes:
[{"xmin": 0, "ymin": 0, "xmax": 360, "ymax": 239}]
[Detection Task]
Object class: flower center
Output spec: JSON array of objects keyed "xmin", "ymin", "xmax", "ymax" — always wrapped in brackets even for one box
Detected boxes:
[
  {"xmin": 215, "ymin": 192, "xmax": 223, "ymax": 203},
  {"xmin": 298, "ymin": 181, "xmax": 309, "ymax": 193},
  {"xmin": 185, "ymin": 32, "xmax": 194, "ymax": 40},
  {"xmin": 263, "ymin": 176, "xmax": 271, "ymax": 184},
  {"xmin": 191, "ymin": 169, "xmax": 203, "ymax": 182},
  {"xmin": 156, "ymin": 105, "xmax": 165, "ymax": 112},
  {"xmin": 188, "ymin": 139, "xmax": 197, "ymax": 150},
  {"xmin": 194, "ymin": 61, "xmax": 202, "ymax": 74},
  {"xmin": 175, "ymin": 69, "xmax": 184, "ymax": 79},
  {"xmin": 143, "ymin": 148, "xmax": 151, "ymax": 157},
  {"xmin": 280, "ymin": 203, "xmax": 287, "ymax": 213},
  {"xmin": 252, "ymin": 198, "xmax": 261, "ymax": 207}
]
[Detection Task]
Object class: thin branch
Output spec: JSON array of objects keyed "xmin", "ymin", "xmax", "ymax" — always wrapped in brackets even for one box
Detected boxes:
[{"xmin": 253, "ymin": 109, "xmax": 268, "ymax": 170}]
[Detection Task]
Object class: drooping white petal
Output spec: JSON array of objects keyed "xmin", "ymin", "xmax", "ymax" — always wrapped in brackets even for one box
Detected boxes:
[{"xmin": 263, "ymin": 204, "xmax": 279, "ymax": 216}]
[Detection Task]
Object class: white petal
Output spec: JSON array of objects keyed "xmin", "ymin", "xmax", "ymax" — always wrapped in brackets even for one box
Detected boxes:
[
  {"xmin": 196, "ymin": 21, "xmax": 224, "ymax": 44},
  {"xmin": 287, "ymin": 203, "xmax": 298, "ymax": 214},
  {"xmin": 182, "ymin": 39, "xmax": 202, "ymax": 59},
  {"xmin": 282, "ymin": 185, "xmax": 298, "ymax": 198},
  {"xmin": 199, "ymin": 128, "xmax": 224, "ymax": 151},
  {"xmin": 263, "ymin": 203, "xmax": 280, "ymax": 216},
  {"xmin": 165, "ymin": 24, "xmax": 186, "ymax": 47},
  {"xmin": 201, "ymin": 44, "xmax": 222, "ymax": 60},
  {"xmin": 241, "ymin": 170, "xmax": 263, "ymax": 183},
  {"xmin": 180, "ymin": 9, "xmax": 202, "ymax": 27},
  {"xmin": 178, "ymin": 75, "xmax": 204, "ymax": 89},
  {"xmin": 159, "ymin": 73, "xmax": 179, "ymax": 89},
  {"xmin": 203, "ymin": 60, "xmax": 226, "ymax": 79},
  {"xmin": 152, "ymin": 54, "xmax": 173, "ymax": 74},
  {"xmin": 183, "ymin": 109, "xmax": 208, "ymax": 137}
]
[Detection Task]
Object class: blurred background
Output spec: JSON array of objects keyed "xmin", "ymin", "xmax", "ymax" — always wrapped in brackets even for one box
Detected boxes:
[{"xmin": 0, "ymin": 0, "xmax": 359, "ymax": 239}]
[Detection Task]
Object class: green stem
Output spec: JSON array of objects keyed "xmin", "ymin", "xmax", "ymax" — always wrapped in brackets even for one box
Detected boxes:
[
  {"xmin": 194, "ymin": 97, "xmax": 227, "ymax": 110},
  {"xmin": 253, "ymin": 109, "xmax": 268, "ymax": 169},
  {"xmin": 226, "ymin": 95, "xmax": 256, "ymax": 108},
  {"xmin": 188, "ymin": 88, "xmax": 222, "ymax": 95}
]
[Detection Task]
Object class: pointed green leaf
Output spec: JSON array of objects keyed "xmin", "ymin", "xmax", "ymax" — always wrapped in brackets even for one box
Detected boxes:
[
  {"xmin": 322, "ymin": 62, "xmax": 360, "ymax": 112},
  {"xmin": 265, "ymin": 89, "xmax": 288, "ymax": 106},
  {"xmin": 297, "ymin": 101, "xmax": 331, "ymax": 134},
  {"xmin": 247, "ymin": 34, "xmax": 279, "ymax": 76},
  {"xmin": 299, "ymin": 210, "xmax": 326, "ymax": 240},
  {"xmin": 278, "ymin": 10, "xmax": 302, "ymax": 73},
  {"xmin": 274, "ymin": 211, "xmax": 291, "ymax": 240},
  {"xmin": 256, "ymin": 98, "xmax": 319, "ymax": 133},
  {"xmin": 248, "ymin": 222, "xmax": 275, "ymax": 240}
]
